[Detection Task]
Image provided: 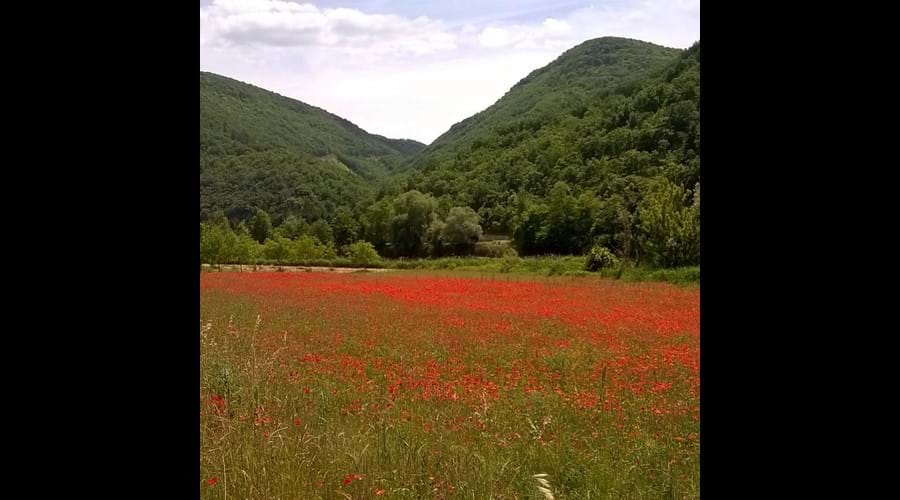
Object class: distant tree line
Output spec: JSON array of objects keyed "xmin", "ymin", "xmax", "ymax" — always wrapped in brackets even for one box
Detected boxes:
[{"xmin": 201, "ymin": 174, "xmax": 698, "ymax": 268}]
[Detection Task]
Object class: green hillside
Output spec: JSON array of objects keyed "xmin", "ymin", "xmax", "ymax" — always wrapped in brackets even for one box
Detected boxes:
[
  {"xmin": 200, "ymin": 72, "xmax": 424, "ymax": 224},
  {"xmin": 200, "ymin": 37, "xmax": 700, "ymax": 267}
]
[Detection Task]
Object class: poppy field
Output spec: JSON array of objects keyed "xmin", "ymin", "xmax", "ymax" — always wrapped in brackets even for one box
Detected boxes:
[{"xmin": 200, "ymin": 271, "xmax": 699, "ymax": 499}]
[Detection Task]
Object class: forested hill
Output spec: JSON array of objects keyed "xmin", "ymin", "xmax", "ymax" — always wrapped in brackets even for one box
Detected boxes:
[
  {"xmin": 200, "ymin": 72, "xmax": 424, "ymax": 177},
  {"xmin": 200, "ymin": 72, "xmax": 425, "ymax": 224},
  {"xmin": 412, "ymin": 37, "xmax": 681, "ymax": 168},
  {"xmin": 389, "ymin": 37, "xmax": 699, "ymax": 261}
]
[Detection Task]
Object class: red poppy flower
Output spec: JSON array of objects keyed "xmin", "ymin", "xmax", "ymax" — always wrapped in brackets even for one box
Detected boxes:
[
  {"xmin": 343, "ymin": 473, "xmax": 362, "ymax": 486},
  {"xmin": 205, "ymin": 477, "xmax": 218, "ymax": 486}
]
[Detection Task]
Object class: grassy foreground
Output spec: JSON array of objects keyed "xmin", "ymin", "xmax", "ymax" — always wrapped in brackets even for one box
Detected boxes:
[{"xmin": 201, "ymin": 271, "xmax": 699, "ymax": 498}]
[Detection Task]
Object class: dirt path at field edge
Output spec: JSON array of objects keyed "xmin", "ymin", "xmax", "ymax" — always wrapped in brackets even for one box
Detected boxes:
[{"xmin": 201, "ymin": 264, "xmax": 392, "ymax": 274}]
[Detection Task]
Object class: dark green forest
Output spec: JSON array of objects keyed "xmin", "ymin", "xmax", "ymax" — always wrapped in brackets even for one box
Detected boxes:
[
  {"xmin": 200, "ymin": 37, "xmax": 700, "ymax": 269},
  {"xmin": 200, "ymin": 72, "xmax": 424, "ymax": 224}
]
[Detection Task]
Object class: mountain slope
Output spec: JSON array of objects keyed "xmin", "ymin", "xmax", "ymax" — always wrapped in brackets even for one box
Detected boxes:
[
  {"xmin": 409, "ymin": 37, "xmax": 680, "ymax": 171},
  {"xmin": 396, "ymin": 37, "xmax": 699, "ymax": 238},
  {"xmin": 200, "ymin": 72, "xmax": 425, "ymax": 224},
  {"xmin": 201, "ymin": 72, "xmax": 424, "ymax": 178}
]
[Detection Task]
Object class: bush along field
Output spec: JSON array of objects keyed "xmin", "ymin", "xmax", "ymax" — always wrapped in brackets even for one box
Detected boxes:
[{"xmin": 200, "ymin": 272, "xmax": 699, "ymax": 499}]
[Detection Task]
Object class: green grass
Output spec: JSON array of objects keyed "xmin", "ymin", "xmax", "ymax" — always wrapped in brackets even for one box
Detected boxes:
[
  {"xmin": 204, "ymin": 256, "xmax": 699, "ymax": 285},
  {"xmin": 595, "ymin": 265, "xmax": 701, "ymax": 285}
]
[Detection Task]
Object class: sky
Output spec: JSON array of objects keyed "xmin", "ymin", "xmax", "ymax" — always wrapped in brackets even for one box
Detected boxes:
[{"xmin": 200, "ymin": 0, "xmax": 700, "ymax": 144}]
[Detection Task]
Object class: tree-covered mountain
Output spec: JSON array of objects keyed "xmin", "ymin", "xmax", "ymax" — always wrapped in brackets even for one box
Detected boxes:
[
  {"xmin": 200, "ymin": 72, "xmax": 425, "ymax": 225},
  {"xmin": 410, "ymin": 37, "xmax": 681, "ymax": 170},
  {"xmin": 201, "ymin": 72, "xmax": 424, "ymax": 178},
  {"xmin": 200, "ymin": 149, "xmax": 374, "ymax": 226},
  {"xmin": 200, "ymin": 37, "xmax": 700, "ymax": 266},
  {"xmin": 388, "ymin": 37, "xmax": 699, "ymax": 261}
]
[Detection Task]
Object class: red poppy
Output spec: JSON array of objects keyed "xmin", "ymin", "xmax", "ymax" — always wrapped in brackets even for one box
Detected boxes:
[
  {"xmin": 205, "ymin": 477, "xmax": 218, "ymax": 486},
  {"xmin": 343, "ymin": 473, "xmax": 363, "ymax": 486},
  {"xmin": 374, "ymin": 488, "xmax": 386, "ymax": 496}
]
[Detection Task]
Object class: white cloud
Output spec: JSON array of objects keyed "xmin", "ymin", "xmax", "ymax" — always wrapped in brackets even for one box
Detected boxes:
[
  {"xmin": 478, "ymin": 27, "xmax": 514, "ymax": 49},
  {"xmin": 475, "ymin": 1, "xmax": 698, "ymax": 52},
  {"xmin": 477, "ymin": 18, "xmax": 572, "ymax": 50},
  {"xmin": 200, "ymin": 0, "xmax": 699, "ymax": 143},
  {"xmin": 200, "ymin": 0, "xmax": 457, "ymax": 55}
]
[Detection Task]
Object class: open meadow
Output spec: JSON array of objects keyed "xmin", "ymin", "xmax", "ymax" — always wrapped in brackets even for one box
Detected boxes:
[{"xmin": 200, "ymin": 271, "xmax": 699, "ymax": 499}]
